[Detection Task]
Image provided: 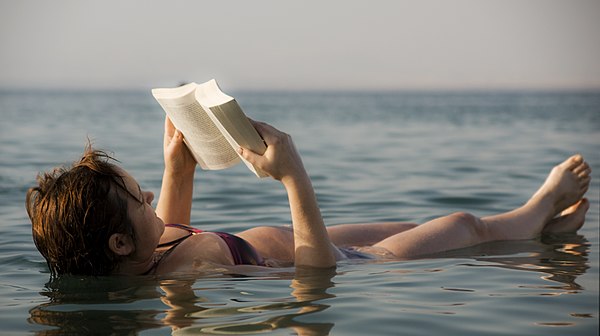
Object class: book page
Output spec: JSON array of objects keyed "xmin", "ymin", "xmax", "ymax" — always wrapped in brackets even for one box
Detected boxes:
[
  {"xmin": 207, "ymin": 100, "xmax": 268, "ymax": 177},
  {"xmin": 153, "ymin": 89, "xmax": 240, "ymax": 170},
  {"xmin": 194, "ymin": 80, "xmax": 268, "ymax": 177}
]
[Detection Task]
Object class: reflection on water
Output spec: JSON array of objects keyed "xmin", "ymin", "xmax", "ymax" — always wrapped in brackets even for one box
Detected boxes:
[
  {"xmin": 438, "ymin": 233, "xmax": 590, "ymax": 291},
  {"xmin": 28, "ymin": 277, "xmax": 165, "ymax": 335},
  {"xmin": 29, "ymin": 237, "xmax": 590, "ymax": 335},
  {"xmin": 173, "ymin": 268, "xmax": 336, "ymax": 335}
]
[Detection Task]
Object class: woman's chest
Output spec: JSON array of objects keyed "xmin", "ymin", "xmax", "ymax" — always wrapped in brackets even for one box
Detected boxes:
[{"xmin": 156, "ymin": 233, "xmax": 235, "ymax": 274}]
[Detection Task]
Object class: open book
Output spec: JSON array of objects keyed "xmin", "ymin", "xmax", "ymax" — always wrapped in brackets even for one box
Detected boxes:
[{"xmin": 152, "ymin": 79, "xmax": 267, "ymax": 177}]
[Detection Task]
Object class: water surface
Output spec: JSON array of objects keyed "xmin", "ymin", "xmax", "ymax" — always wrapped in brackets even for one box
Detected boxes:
[{"xmin": 1, "ymin": 90, "xmax": 598, "ymax": 335}]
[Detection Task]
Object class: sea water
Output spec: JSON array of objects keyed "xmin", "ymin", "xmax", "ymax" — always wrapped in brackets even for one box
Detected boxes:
[{"xmin": 0, "ymin": 90, "xmax": 598, "ymax": 335}]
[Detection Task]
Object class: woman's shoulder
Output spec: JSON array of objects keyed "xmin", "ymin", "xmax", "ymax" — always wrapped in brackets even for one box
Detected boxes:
[{"xmin": 156, "ymin": 232, "xmax": 235, "ymax": 274}]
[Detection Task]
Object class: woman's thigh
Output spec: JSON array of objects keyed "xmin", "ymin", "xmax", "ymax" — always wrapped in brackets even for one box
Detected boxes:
[
  {"xmin": 237, "ymin": 226, "xmax": 295, "ymax": 261},
  {"xmin": 374, "ymin": 212, "xmax": 484, "ymax": 258},
  {"xmin": 238, "ymin": 222, "xmax": 418, "ymax": 259},
  {"xmin": 326, "ymin": 222, "xmax": 418, "ymax": 247}
]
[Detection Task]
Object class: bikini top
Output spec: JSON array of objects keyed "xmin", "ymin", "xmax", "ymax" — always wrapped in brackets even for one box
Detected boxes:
[{"xmin": 142, "ymin": 223, "xmax": 263, "ymax": 275}]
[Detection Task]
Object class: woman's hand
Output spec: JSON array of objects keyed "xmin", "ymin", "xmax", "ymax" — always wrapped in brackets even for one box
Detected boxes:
[
  {"xmin": 238, "ymin": 120, "xmax": 308, "ymax": 184},
  {"xmin": 163, "ymin": 116, "xmax": 196, "ymax": 175},
  {"xmin": 156, "ymin": 116, "xmax": 196, "ymax": 227}
]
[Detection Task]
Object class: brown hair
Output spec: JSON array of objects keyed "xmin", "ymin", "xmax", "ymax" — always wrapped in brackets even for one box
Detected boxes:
[{"xmin": 26, "ymin": 146, "xmax": 137, "ymax": 276}]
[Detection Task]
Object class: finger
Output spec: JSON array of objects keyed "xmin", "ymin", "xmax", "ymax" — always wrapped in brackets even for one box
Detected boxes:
[
  {"xmin": 172, "ymin": 129, "xmax": 184, "ymax": 143},
  {"xmin": 164, "ymin": 116, "xmax": 176, "ymax": 138},
  {"xmin": 238, "ymin": 146, "xmax": 263, "ymax": 166},
  {"xmin": 248, "ymin": 118, "xmax": 273, "ymax": 132},
  {"xmin": 164, "ymin": 130, "xmax": 184, "ymax": 155},
  {"xmin": 249, "ymin": 119, "xmax": 272, "ymax": 135},
  {"xmin": 250, "ymin": 121, "xmax": 285, "ymax": 145}
]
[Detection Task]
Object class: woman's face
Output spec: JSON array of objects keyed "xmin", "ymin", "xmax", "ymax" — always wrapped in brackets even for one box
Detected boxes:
[{"xmin": 119, "ymin": 168, "xmax": 165, "ymax": 258}]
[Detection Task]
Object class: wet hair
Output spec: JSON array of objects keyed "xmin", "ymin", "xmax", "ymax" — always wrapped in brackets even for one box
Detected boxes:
[{"xmin": 26, "ymin": 145, "xmax": 138, "ymax": 276}]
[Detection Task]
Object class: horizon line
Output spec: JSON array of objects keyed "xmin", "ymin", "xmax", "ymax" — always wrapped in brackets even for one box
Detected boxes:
[{"xmin": 2, "ymin": 84, "xmax": 600, "ymax": 94}]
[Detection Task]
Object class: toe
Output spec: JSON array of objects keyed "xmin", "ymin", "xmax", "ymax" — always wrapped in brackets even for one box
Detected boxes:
[
  {"xmin": 580, "ymin": 197, "xmax": 590, "ymax": 209},
  {"xmin": 563, "ymin": 154, "xmax": 584, "ymax": 170},
  {"xmin": 579, "ymin": 184, "xmax": 590, "ymax": 197},
  {"xmin": 581, "ymin": 174, "xmax": 591, "ymax": 184},
  {"xmin": 578, "ymin": 168, "xmax": 591, "ymax": 179},
  {"xmin": 581, "ymin": 176, "xmax": 592, "ymax": 191},
  {"xmin": 561, "ymin": 198, "xmax": 589, "ymax": 216},
  {"xmin": 573, "ymin": 162, "xmax": 590, "ymax": 176}
]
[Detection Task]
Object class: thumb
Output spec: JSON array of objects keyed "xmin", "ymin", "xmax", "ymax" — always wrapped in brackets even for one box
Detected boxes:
[
  {"xmin": 167, "ymin": 129, "xmax": 183, "ymax": 149},
  {"xmin": 238, "ymin": 146, "xmax": 262, "ymax": 165}
]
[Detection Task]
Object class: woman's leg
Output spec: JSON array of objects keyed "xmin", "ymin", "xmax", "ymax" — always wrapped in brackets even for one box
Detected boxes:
[
  {"xmin": 374, "ymin": 155, "xmax": 591, "ymax": 258},
  {"xmin": 237, "ymin": 222, "xmax": 418, "ymax": 261},
  {"xmin": 326, "ymin": 222, "xmax": 418, "ymax": 247},
  {"xmin": 242, "ymin": 197, "xmax": 589, "ymax": 262}
]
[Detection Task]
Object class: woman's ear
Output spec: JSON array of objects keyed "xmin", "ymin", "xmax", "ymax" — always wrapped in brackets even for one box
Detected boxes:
[{"xmin": 108, "ymin": 233, "xmax": 135, "ymax": 256}]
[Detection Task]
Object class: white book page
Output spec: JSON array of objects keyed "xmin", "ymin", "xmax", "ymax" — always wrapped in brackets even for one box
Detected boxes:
[
  {"xmin": 153, "ymin": 89, "xmax": 240, "ymax": 170},
  {"xmin": 194, "ymin": 80, "xmax": 267, "ymax": 177},
  {"xmin": 205, "ymin": 107, "xmax": 267, "ymax": 177},
  {"xmin": 205, "ymin": 102, "xmax": 268, "ymax": 177}
]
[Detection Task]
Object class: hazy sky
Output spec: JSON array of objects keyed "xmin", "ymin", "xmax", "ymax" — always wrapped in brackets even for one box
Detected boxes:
[{"xmin": 1, "ymin": 0, "xmax": 599, "ymax": 91}]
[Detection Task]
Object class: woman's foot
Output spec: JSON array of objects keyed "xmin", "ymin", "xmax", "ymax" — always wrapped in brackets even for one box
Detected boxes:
[
  {"xmin": 529, "ymin": 155, "xmax": 591, "ymax": 219},
  {"xmin": 543, "ymin": 198, "xmax": 590, "ymax": 233}
]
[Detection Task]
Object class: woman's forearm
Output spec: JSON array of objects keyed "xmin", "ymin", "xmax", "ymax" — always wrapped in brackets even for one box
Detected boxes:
[
  {"xmin": 238, "ymin": 120, "xmax": 337, "ymax": 268},
  {"xmin": 283, "ymin": 174, "xmax": 336, "ymax": 268},
  {"xmin": 155, "ymin": 169, "xmax": 195, "ymax": 225}
]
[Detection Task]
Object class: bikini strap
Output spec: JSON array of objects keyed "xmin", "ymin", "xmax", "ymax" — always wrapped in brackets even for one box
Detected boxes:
[
  {"xmin": 157, "ymin": 223, "xmax": 203, "ymax": 248},
  {"xmin": 165, "ymin": 223, "xmax": 203, "ymax": 233},
  {"xmin": 144, "ymin": 224, "xmax": 203, "ymax": 275},
  {"xmin": 157, "ymin": 234, "xmax": 191, "ymax": 248},
  {"xmin": 142, "ymin": 240, "xmax": 181, "ymax": 275}
]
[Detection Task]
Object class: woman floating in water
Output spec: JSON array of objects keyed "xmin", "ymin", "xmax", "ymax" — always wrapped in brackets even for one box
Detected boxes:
[{"xmin": 26, "ymin": 117, "xmax": 591, "ymax": 276}]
